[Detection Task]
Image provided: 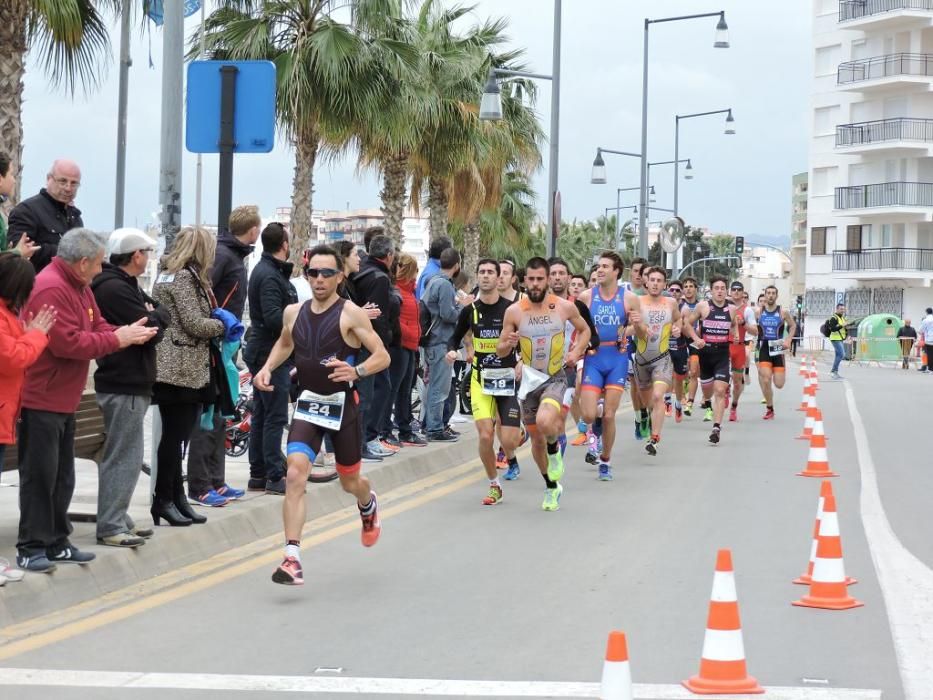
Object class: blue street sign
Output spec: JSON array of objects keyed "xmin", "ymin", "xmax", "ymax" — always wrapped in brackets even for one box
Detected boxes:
[
  {"xmin": 186, "ymin": 61, "xmax": 276, "ymax": 154},
  {"xmin": 146, "ymin": 0, "xmax": 201, "ymax": 26}
]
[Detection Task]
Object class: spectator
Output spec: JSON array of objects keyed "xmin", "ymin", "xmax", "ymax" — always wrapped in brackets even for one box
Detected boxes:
[
  {"xmin": 335, "ymin": 240, "xmax": 362, "ymax": 303},
  {"xmin": 243, "ymin": 222, "xmax": 298, "ymax": 494},
  {"xmin": 17, "ymin": 229, "xmax": 155, "ymax": 572},
  {"xmin": 363, "ymin": 226, "xmax": 384, "ymax": 256},
  {"xmin": 828, "ymin": 303, "xmax": 848, "ymax": 380},
  {"xmin": 353, "ymin": 234, "xmax": 397, "ymax": 461},
  {"xmin": 380, "ymin": 253, "xmax": 425, "ymax": 447},
  {"xmin": 416, "ymin": 235, "xmax": 452, "ymax": 300},
  {"xmin": 91, "ymin": 229, "xmax": 170, "ymax": 547},
  {"xmin": 0, "ymin": 153, "xmax": 38, "ymax": 259},
  {"xmin": 919, "ymin": 308, "xmax": 933, "ymax": 373},
  {"xmin": 8, "ymin": 159, "xmax": 84, "ymax": 272},
  {"xmin": 897, "ymin": 319, "xmax": 918, "ymax": 370},
  {"xmin": 151, "ymin": 227, "xmax": 225, "ymax": 527},
  {"xmin": 422, "ymin": 248, "xmax": 466, "ymax": 442}
]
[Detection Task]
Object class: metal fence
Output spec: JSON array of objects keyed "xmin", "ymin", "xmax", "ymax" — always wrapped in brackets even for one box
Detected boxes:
[
  {"xmin": 836, "ymin": 117, "xmax": 933, "ymax": 146},
  {"xmin": 832, "ymin": 247, "xmax": 933, "ymax": 271},
  {"xmin": 834, "ymin": 182, "xmax": 933, "ymax": 209},
  {"xmin": 840, "ymin": 0, "xmax": 933, "ymax": 22},
  {"xmin": 837, "ymin": 53, "xmax": 933, "ymax": 84}
]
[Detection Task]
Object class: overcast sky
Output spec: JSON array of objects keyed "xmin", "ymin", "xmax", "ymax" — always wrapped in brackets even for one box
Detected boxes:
[{"xmin": 18, "ymin": 0, "xmax": 811, "ymax": 242}]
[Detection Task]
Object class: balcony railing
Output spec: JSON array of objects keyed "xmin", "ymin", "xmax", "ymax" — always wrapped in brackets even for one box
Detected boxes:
[
  {"xmin": 837, "ymin": 53, "xmax": 933, "ymax": 84},
  {"xmin": 833, "ymin": 247, "xmax": 933, "ymax": 271},
  {"xmin": 835, "ymin": 182, "xmax": 933, "ymax": 208},
  {"xmin": 836, "ymin": 117, "xmax": 933, "ymax": 146},
  {"xmin": 840, "ymin": 0, "xmax": 933, "ymax": 22}
]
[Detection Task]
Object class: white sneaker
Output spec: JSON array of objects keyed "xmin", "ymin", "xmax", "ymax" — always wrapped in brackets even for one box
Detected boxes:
[
  {"xmin": 449, "ymin": 413, "xmax": 469, "ymax": 424},
  {"xmin": 0, "ymin": 557, "xmax": 25, "ymax": 583}
]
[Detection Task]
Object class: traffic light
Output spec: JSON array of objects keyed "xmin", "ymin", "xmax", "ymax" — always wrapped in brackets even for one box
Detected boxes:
[
  {"xmin": 796, "ymin": 295, "xmax": 804, "ymax": 311},
  {"xmin": 734, "ymin": 236, "xmax": 745, "ymax": 255}
]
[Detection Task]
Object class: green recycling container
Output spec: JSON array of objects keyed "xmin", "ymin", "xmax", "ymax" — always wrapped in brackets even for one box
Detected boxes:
[{"xmin": 855, "ymin": 314, "xmax": 902, "ymax": 362}]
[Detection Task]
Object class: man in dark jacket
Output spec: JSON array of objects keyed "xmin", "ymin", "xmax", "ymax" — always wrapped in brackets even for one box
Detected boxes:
[
  {"xmin": 352, "ymin": 234, "xmax": 397, "ymax": 461},
  {"xmin": 8, "ymin": 159, "xmax": 84, "ymax": 272},
  {"xmin": 92, "ymin": 229, "xmax": 170, "ymax": 548},
  {"xmin": 243, "ymin": 223, "xmax": 298, "ymax": 493}
]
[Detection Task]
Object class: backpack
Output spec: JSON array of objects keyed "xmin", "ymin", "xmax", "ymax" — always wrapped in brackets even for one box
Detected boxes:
[
  {"xmin": 820, "ymin": 315, "xmax": 838, "ymax": 338},
  {"xmin": 418, "ymin": 274, "xmax": 443, "ymax": 347},
  {"xmin": 819, "ymin": 320, "xmax": 831, "ymax": 338}
]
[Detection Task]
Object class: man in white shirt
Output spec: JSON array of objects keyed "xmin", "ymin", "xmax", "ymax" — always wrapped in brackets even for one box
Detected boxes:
[{"xmin": 919, "ymin": 308, "xmax": 933, "ymax": 373}]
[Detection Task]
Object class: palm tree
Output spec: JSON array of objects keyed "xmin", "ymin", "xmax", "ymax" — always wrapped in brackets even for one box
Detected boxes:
[{"xmin": 0, "ymin": 0, "xmax": 116, "ymax": 202}]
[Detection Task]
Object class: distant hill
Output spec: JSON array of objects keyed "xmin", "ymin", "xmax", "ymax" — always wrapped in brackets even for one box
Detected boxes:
[{"xmin": 746, "ymin": 234, "xmax": 791, "ymax": 250}]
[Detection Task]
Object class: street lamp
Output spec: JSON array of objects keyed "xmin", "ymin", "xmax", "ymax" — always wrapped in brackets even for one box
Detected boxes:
[
  {"xmin": 684, "ymin": 160, "xmax": 694, "ymax": 179},
  {"xmin": 590, "ymin": 147, "xmax": 643, "ymax": 249},
  {"xmin": 638, "ymin": 10, "xmax": 730, "ymax": 258}
]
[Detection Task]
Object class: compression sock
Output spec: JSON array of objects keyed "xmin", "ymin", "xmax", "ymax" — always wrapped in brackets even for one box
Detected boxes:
[
  {"xmin": 285, "ymin": 540, "xmax": 301, "ymax": 560},
  {"xmin": 508, "ymin": 456, "xmax": 519, "ymax": 469},
  {"xmin": 546, "ymin": 439, "xmax": 559, "ymax": 455},
  {"xmin": 593, "ymin": 416, "xmax": 603, "ymax": 438},
  {"xmin": 702, "ymin": 400, "xmax": 712, "ymax": 410},
  {"xmin": 640, "ymin": 408, "xmax": 649, "ymax": 422},
  {"xmin": 542, "ymin": 473, "xmax": 558, "ymax": 489}
]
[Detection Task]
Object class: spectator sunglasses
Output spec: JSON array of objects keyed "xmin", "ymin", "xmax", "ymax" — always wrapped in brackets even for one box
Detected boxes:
[{"xmin": 305, "ymin": 267, "xmax": 340, "ymax": 279}]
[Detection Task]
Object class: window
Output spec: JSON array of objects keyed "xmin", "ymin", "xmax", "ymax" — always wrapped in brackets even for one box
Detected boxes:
[
  {"xmin": 815, "ymin": 45, "xmax": 841, "ymax": 77},
  {"xmin": 849, "ymin": 224, "xmax": 868, "ymax": 250},
  {"xmin": 811, "ymin": 167, "xmax": 836, "ymax": 196},
  {"xmin": 814, "ymin": 106, "xmax": 840, "ymax": 136},
  {"xmin": 811, "ymin": 227, "xmax": 827, "ymax": 255}
]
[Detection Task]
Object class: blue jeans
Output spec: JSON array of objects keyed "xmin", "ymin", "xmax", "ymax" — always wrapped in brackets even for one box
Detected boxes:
[
  {"xmin": 831, "ymin": 340, "xmax": 845, "ymax": 373},
  {"xmin": 424, "ymin": 344, "xmax": 452, "ymax": 434},
  {"xmin": 245, "ymin": 361, "xmax": 289, "ymax": 482},
  {"xmin": 382, "ymin": 346, "xmax": 417, "ymax": 438}
]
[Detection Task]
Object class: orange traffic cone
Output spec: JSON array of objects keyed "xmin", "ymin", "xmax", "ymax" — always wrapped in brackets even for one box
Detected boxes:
[
  {"xmin": 797, "ymin": 409, "xmax": 838, "ymax": 477},
  {"xmin": 799, "ymin": 355, "xmax": 809, "ymax": 377},
  {"xmin": 796, "ymin": 393, "xmax": 818, "ymax": 440},
  {"xmin": 792, "ymin": 493, "xmax": 863, "ymax": 610},
  {"xmin": 600, "ymin": 631, "xmax": 633, "ymax": 700},
  {"xmin": 683, "ymin": 549, "xmax": 763, "ymax": 695},
  {"xmin": 794, "ymin": 481, "xmax": 856, "ymax": 586},
  {"xmin": 810, "ymin": 359, "xmax": 820, "ymax": 392},
  {"xmin": 796, "ymin": 374, "xmax": 811, "ymax": 411}
]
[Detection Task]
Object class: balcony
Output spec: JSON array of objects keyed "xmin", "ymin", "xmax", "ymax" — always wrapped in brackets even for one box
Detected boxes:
[
  {"xmin": 836, "ymin": 117, "xmax": 933, "ymax": 156},
  {"xmin": 837, "ymin": 54, "xmax": 933, "ymax": 93},
  {"xmin": 833, "ymin": 247, "xmax": 933, "ymax": 275},
  {"xmin": 835, "ymin": 182, "xmax": 933, "ymax": 221},
  {"xmin": 839, "ymin": 0, "xmax": 933, "ymax": 30}
]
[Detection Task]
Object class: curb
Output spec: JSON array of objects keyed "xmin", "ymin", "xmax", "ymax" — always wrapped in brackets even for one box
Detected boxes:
[{"xmin": 0, "ymin": 431, "xmax": 481, "ymax": 629}]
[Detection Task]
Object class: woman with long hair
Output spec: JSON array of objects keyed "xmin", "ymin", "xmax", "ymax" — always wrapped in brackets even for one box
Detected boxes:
[{"xmin": 151, "ymin": 227, "xmax": 225, "ymax": 526}]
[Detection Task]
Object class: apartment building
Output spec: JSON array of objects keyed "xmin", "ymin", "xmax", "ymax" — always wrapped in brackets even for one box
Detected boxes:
[
  {"xmin": 791, "ymin": 172, "xmax": 808, "ymax": 297},
  {"xmin": 807, "ymin": 0, "xmax": 933, "ymax": 331}
]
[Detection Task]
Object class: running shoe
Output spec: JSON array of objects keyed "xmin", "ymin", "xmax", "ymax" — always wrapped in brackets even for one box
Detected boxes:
[
  {"xmin": 585, "ymin": 448, "xmax": 599, "ymax": 465},
  {"xmin": 729, "ymin": 408, "xmax": 738, "ymax": 422},
  {"xmin": 503, "ymin": 462, "xmax": 521, "ymax": 480},
  {"xmin": 597, "ymin": 462, "xmax": 613, "ymax": 481},
  {"xmin": 495, "ymin": 448, "xmax": 507, "ymax": 469},
  {"xmin": 570, "ymin": 432, "xmax": 588, "ymax": 447},
  {"xmin": 360, "ymin": 492, "xmax": 381, "ymax": 547},
  {"xmin": 633, "ymin": 421, "xmax": 643, "ymax": 441},
  {"xmin": 400, "ymin": 433, "xmax": 427, "ymax": 447},
  {"xmin": 541, "ymin": 483, "xmax": 563, "ymax": 511},
  {"xmin": 585, "ymin": 431, "xmax": 599, "ymax": 464},
  {"xmin": 645, "ymin": 438, "xmax": 658, "ymax": 456},
  {"xmin": 482, "ymin": 484, "xmax": 504, "ymax": 506},
  {"xmin": 216, "ymin": 484, "xmax": 245, "ymax": 500},
  {"xmin": 703, "ymin": 407, "xmax": 713, "ymax": 422},
  {"xmin": 675, "ymin": 405, "xmax": 683, "ymax": 423},
  {"xmin": 665, "ymin": 403, "xmax": 673, "ymax": 417},
  {"xmin": 709, "ymin": 426, "xmax": 721, "ymax": 445},
  {"xmin": 272, "ymin": 556, "xmax": 304, "ymax": 586},
  {"xmin": 380, "ymin": 437, "xmax": 401, "ymax": 452},
  {"xmin": 546, "ymin": 449, "xmax": 565, "ymax": 483},
  {"xmin": 640, "ymin": 417, "xmax": 651, "ymax": 439},
  {"xmin": 192, "ymin": 490, "xmax": 229, "ymax": 507},
  {"xmin": 684, "ymin": 401, "xmax": 693, "ymax": 417},
  {"xmin": 760, "ymin": 397, "xmax": 767, "ymax": 404},
  {"xmin": 763, "ymin": 408, "xmax": 775, "ymax": 420}
]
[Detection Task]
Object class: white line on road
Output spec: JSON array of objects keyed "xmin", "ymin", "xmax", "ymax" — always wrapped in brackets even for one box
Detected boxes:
[
  {"xmin": 846, "ymin": 383, "xmax": 933, "ymax": 700},
  {"xmin": 0, "ymin": 668, "xmax": 881, "ymax": 699}
]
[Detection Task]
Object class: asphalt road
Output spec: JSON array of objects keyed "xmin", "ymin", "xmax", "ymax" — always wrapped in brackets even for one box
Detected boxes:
[{"xmin": 1, "ymin": 358, "xmax": 926, "ymax": 699}]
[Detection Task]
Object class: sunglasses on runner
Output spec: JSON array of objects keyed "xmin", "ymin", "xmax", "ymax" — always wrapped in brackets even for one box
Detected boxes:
[{"xmin": 306, "ymin": 268, "xmax": 339, "ymax": 279}]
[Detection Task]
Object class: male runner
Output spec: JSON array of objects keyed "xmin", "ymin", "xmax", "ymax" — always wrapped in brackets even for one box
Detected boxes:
[
  {"xmin": 569, "ymin": 274, "xmax": 588, "ymax": 298},
  {"xmin": 680, "ymin": 277, "xmax": 703, "ymax": 418},
  {"xmin": 665, "ymin": 279, "xmax": 688, "ymax": 423},
  {"xmin": 683, "ymin": 276, "xmax": 739, "ymax": 445},
  {"xmin": 624, "ymin": 258, "xmax": 651, "ymax": 440},
  {"xmin": 756, "ymin": 285, "xmax": 797, "ymax": 419},
  {"xmin": 588, "ymin": 265, "xmax": 599, "ymax": 289},
  {"xmin": 497, "ymin": 259, "xmax": 521, "ymax": 304},
  {"xmin": 498, "ymin": 257, "xmax": 591, "ymax": 511},
  {"xmin": 447, "ymin": 259, "xmax": 521, "ymax": 506},
  {"xmin": 255, "ymin": 245, "xmax": 390, "ymax": 586},
  {"xmin": 634, "ymin": 267, "xmax": 681, "ymax": 456},
  {"xmin": 727, "ymin": 281, "xmax": 758, "ymax": 422},
  {"xmin": 576, "ymin": 252, "xmax": 644, "ymax": 480}
]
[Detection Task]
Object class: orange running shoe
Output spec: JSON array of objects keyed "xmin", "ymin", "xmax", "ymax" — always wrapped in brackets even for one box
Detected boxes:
[{"xmin": 360, "ymin": 492, "xmax": 381, "ymax": 547}]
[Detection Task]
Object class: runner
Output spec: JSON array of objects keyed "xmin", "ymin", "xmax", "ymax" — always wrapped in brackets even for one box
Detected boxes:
[
  {"xmin": 679, "ymin": 277, "xmax": 703, "ymax": 418},
  {"xmin": 755, "ymin": 285, "xmax": 797, "ymax": 420},
  {"xmin": 726, "ymin": 281, "xmax": 758, "ymax": 422},
  {"xmin": 498, "ymin": 257, "xmax": 591, "ymax": 511},
  {"xmin": 624, "ymin": 258, "xmax": 651, "ymax": 440},
  {"xmin": 576, "ymin": 252, "xmax": 644, "ymax": 480},
  {"xmin": 633, "ymin": 267, "xmax": 681, "ymax": 456},
  {"xmin": 446, "ymin": 259, "xmax": 521, "ymax": 506},
  {"xmin": 497, "ymin": 259, "xmax": 522, "ymax": 304},
  {"xmin": 682, "ymin": 275, "xmax": 739, "ymax": 445},
  {"xmin": 568, "ymin": 272, "xmax": 593, "ymax": 446},
  {"xmin": 254, "ymin": 245, "xmax": 390, "ymax": 586},
  {"xmin": 569, "ymin": 274, "xmax": 588, "ymax": 298},
  {"xmin": 588, "ymin": 264, "xmax": 599, "ymax": 289},
  {"xmin": 666, "ymin": 279, "xmax": 688, "ymax": 423}
]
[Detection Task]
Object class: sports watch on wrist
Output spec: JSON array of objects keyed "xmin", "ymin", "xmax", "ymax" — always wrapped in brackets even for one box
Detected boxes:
[{"xmin": 354, "ymin": 364, "xmax": 368, "ymax": 379}]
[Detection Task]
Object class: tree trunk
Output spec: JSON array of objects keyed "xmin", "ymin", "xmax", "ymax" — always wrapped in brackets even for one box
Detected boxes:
[
  {"xmin": 289, "ymin": 129, "xmax": 320, "ymax": 274},
  {"xmin": 380, "ymin": 152, "xmax": 408, "ymax": 248},
  {"xmin": 462, "ymin": 220, "xmax": 480, "ymax": 284},
  {"xmin": 427, "ymin": 176, "xmax": 449, "ymax": 242},
  {"xmin": 0, "ymin": 1, "xmax": 28, "ymax": 205}
]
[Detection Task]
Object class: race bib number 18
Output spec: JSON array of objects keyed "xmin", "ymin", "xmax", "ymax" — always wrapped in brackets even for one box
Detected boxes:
[
  {"xmin": 294, "ymin": 390, "xmax": 345, "ymax": 430},
  {"xmin": 768, "ymin": 339, "xmax": 786, "ymax": 356},
  {"xmin": 482, "ymin": 367, "xmax": 515, "ymax": 396}
]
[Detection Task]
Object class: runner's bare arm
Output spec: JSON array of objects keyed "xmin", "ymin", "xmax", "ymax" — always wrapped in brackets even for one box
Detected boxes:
[
  {"xmin": 563, "ymin": 299, "xmax": 591, "ymax": 366},
  {"xmin": 670, "ymin": 299, "xmax": 682, "ymax": 338},
  {"xmin": 254, "ymin": 303, "xmax": 300, "ymax": 392},
  {"xmin": 784, "ymin": 310, "xmax": 797, "ymax": 348},
  {"xmin": 329, "ymin": 303, "xmax": 390, "ymax": 383},
  {"xmin": 497, "ymin": 305, "xmax": 521, "ymax": 358},
  {"xmin": 625, "ymin": 292, "xmax": 647, "ymax": 339},
  {"xmin": 684, "ymin": 302, "xmax": 707, "ymax": 346}
]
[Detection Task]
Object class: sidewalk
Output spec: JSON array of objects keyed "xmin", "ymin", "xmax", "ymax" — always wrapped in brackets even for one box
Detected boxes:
[{"xmin": 0, "ymin": 409, "xmax": 476, "ymax": 629}]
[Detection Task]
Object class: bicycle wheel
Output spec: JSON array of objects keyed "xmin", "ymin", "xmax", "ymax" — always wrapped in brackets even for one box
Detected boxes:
[
  {"xmin": 458, "ymin": 366, "xmax": 472, "ymax": 416},
  {"xmin": 308, "ymin": 463, "xmax": 339, "ymax": 483}
]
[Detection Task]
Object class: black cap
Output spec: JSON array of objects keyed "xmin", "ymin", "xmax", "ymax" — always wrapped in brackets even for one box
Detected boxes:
[{"xmin": 730, "ymin": 281, "xmax": 744, "ymax": 291}]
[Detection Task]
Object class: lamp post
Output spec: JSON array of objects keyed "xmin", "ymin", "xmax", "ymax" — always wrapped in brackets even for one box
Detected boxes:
[
  {"xmin": 480, "ymin": 0, "xmax": 562, "ymax": 256},
  {"xmin": 638, "ymin": 11, "xmax": 729, "ymax": 259},
  {"xmin": 590, "ymin": 146, "xmax": 643, "ymax": 250},
  {"xmin": 673, "ymin": 108, "xmax": 735, "ymax": 275}
]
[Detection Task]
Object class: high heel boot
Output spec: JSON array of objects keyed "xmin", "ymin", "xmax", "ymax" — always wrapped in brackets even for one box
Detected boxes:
[
  {"xmin": 151, "ymin": 498, "xmax": 193, "ymax": 527},
  {"xmin": 173, "ymin": 483, "xmax": 207, "ymax": 524}
]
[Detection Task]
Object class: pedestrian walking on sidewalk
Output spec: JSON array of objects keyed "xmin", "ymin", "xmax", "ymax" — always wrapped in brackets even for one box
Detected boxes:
[
  {"xmin": 828, "ymin": 303, "xmax": 848, "ymax": 379},
  {"xmin": 896, "ymin": 319, "xmax": 918, "ymax": 370},
  {"xmin": 91, "ymin": 229, "xmax": 169, "ymax": 547},
  {"xmin": 919, "ymin": 309, "xmax": 933, "ymax": 373}
]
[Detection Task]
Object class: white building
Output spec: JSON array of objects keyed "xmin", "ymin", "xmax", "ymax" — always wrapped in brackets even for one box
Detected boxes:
[
  {"xmin": 807, "ymin": 0, "xmax": 933, "ymax": 332},
  {"xmin": 740, "ymin": 246, "xmax": 793, "ymax": 302}
]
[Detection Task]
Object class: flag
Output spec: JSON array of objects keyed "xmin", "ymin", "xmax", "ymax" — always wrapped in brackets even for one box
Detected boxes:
[{"xmin": 146, "ymin": 0, "xmax": 202, "ymax": 26}]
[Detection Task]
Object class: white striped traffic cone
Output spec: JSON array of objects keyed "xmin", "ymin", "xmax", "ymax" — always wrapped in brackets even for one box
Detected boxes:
[
  {"xmin": 794, "ymin": 481, "xmax": 856, "ymax": 586},
  {"xmin": 796, "ymin": 392, "xmax": 818, "ymax": 440},
  {"xmin": 810, "ymin": 358, "xmax": 820, "ymax": 392},
  {"xmin": 797, "ymin": 409, "xmax": 838, "ymax": 478},
  {"xmin": 600, "ymin": 631, "xmax": 633, "ymax": 700},
  {"xmin": 796, "ymin": 373, "xmax": 811, "ymax": 411}
]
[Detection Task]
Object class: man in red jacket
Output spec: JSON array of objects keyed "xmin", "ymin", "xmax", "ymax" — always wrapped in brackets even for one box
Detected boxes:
[{"xmin": 16, "ymin": 229, "xmax": 156, "ymax": 574}]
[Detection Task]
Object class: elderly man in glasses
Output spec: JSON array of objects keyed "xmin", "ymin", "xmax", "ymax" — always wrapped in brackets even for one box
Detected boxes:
[{"xmin": 9, "ymin": 159, "xmax": 84, "ymax": 272}]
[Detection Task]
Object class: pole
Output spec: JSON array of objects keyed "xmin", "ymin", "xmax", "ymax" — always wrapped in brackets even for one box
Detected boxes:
[
  {"xmin": 547, "ymin": 0, "xmax": 562, "ymax": 258},
  {"xmin": 114, "ymin": 1, "xmax": 131, "ymax": 228},
  {"xmin": 672, "ymin": 116, "xmax": 681, "ymax": 276},
  {"xmin": 615, "ymin": 188, "xmax": 621, "ymax": 249},
  {"xmin": 195, "ymin": 0, "xmax": 207, "ymax": 228},
  {"xmin": 158, "ymin": 0, "xmax": 185, "ymax": 250},
  {"xmin": 217, "ymin": 65, "xmax": 239, "ymax": 235},
  {"xmin": 638, "ymin": 19, "xmax": 650, "ymax": 259}
]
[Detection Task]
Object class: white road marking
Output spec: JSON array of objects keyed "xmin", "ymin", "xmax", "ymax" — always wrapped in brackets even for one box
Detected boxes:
[
  {"xmin": 0, "ymin": 668, "xmax": 881, "ymax": 699},
  {"xmin": 845, "ymin": 383, "xmax": 933, "ymax": 700}
]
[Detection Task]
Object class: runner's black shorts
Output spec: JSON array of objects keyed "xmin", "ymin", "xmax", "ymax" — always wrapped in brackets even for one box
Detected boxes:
[
  {"xmin": 699, "ymin": 347, "xmax": 731, "ymax": 384},
  {"xmin": 286, "ymin": 390, "xmax": 362, "ymax": 474},
  {"xmin": 756, "ymin": 341, "xmax": 787, "ymax": 371},
  {"xmin": 670, "ymin": 345, "xmax": 689, "ymax": 377}
]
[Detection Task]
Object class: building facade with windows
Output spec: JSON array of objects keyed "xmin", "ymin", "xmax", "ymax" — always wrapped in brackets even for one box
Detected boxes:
[
  {"xmin": 806, "ymin": 0, "xmax": 933, "ymax": 331},
  {"xmin": 791, "ymin": 172, "xmax": 808, "ymax": 297}
]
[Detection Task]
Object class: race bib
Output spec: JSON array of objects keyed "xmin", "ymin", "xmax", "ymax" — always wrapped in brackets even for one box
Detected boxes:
[
  {"xmin": 518, "ymin": 365, "xmax": 550, "ymax": 402},
  {"xmin": 294, "ymin": 390, "xmax": 345, "ymax": 430},
  {"xmin": 768, "ymin": 339, "xmax": 786, "ymax": 356},
  {"xmin": 482, "ymin": 367, "xmax": 515, "ymax": 396}
]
